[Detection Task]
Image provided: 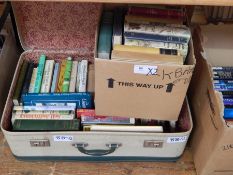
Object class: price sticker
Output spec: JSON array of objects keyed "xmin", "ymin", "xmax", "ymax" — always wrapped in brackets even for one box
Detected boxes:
[
  {"xmin": 54, "ymin": 135, "xmax": 73, "ymax": 142},
  {"xmin": 167, "ymin": 136, "xmax": 187, "ymax": 143}
]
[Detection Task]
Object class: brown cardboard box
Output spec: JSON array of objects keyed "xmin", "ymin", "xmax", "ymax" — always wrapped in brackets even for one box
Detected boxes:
[
  {"xmin": 189, "ymin": 24, "xmax": 233, "ymax": 175},
  {"xmin": 95, "ymin": 42, "xmax": 195, "ymax": 121}
]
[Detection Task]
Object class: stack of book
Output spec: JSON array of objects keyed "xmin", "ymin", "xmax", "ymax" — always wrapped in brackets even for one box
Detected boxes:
[
  {"xmin": 98, "ymin": 5, "xmax": 191, "ymax": 64},
  {"xmin": 212, "ymin": 67, "xmax": 233, "ymax": 124},
  {"xmin": 11, "ymin": 54, "xmax": 94, "ymax": 131},
  {"xmin": 204, "ymin": 6, "xmax": 233, "ymax": 22}
]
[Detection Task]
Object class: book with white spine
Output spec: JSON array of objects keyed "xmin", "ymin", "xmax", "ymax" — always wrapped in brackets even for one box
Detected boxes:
[
  {"xmin": 28, "ymin": 68, "xmax": 38, "ymax": 93},
  {"xmin": 78, "ymin": 60, "xmax": 88, "ymax": 92},
  {"xmin": 75, "ymin": 61, "xmax": 81, "ymax": 92},
  {"xmin": 50, "ymin": 63, "xmax": 60, "ymax": 93},
  {"xmin": 41, "ymin": 60, "xmax": 55, "ymax": 93},
  {"xmin": 69, "ymin": 61, "xmax": 78, "ymax": 92},
  {"xmin": 13, "ymin": 105, "xmax": 76, "ymax": 111}
]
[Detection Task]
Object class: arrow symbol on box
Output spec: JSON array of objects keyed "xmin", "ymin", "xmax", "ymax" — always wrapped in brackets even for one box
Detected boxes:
[
  {"xmin": 166, "ymin": 83, "xmax": 175, "ymax": 93},
  {"xmin": 107, "ymin": 78, "xmax": 115, "ymax": 88}
]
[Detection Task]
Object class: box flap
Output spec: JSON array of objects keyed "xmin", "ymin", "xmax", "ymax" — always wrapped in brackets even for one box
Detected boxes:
[{"xmin": 12, "ymin": 2, "xmax": 102, "ymax": 56}]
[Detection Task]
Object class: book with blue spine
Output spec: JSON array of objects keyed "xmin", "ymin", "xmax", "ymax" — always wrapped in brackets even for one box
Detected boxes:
[
  {"xmin": 124, "ymin": 31, "xmax": 189, "ymax": 44},
  {"xmin": 34, "ymin": 54, "xmax": 46, "ymax": 93},
  {"xmin": 97, "ymin": 11, "xmax": 114, "ymax": 59},
  {"xmin": 223, "ymin": 98, "xmax": 233, "ymax": 106},
  {"xmin": 224, "ymin": 108, "xmax": 233, "ymax": 119},
  {"xmin": 50, "ymin": 63, "xmax": 60, "ymax": 93},
  {"xmin": 22, "ymin": 92, "xmax": 93, "ymax": 109},
  {"xmin": 214, "ymin": 80, "xmax": 233, "ymax": 85}
]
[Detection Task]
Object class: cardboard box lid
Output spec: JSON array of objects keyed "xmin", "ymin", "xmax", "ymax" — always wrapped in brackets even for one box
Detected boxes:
[{"xmin": 12, "ymin": 2, "xmax": 102, "ymax": 58}]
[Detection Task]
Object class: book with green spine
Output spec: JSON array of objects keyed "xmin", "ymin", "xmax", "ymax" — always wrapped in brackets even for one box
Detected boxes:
[
  {"xmin": 34, "ymin": 54, "xmax": 46, "ymax": 93},
  {"xmin": 13, "ymin": 60, "xmax": 29, "ymax": 105},
  {"xmin": 62, "ymin": 57, "xmax": 72, "ymax": 92},
  {"xmin": 13, "ymin": 119, "xmax": 80, "ymax": 131}
]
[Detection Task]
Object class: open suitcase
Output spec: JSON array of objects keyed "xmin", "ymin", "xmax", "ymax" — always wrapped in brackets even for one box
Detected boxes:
[{"xmin": 1, "ymin": 2, "xmax": 192, "ymax": 161}]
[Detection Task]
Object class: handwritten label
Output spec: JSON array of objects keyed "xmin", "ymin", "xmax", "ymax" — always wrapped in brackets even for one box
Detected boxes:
[
  {"xmin": 54, "ymin": 135, "xmax": 73, "ymax": 142},
  {"xmin": 134, "ymin": 65, "xmax": 158, "ymax": 75},
  {"xmin": 167, "ymin": 136, "xmax": 187, "ymax": 143}
]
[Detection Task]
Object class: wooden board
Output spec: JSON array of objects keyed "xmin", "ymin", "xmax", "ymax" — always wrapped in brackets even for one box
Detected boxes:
[
  {"xmin": 16, "ymin": 0, "xmax": 233, "ymax": 6},
  {"xmin": 0, "ymin": 131, "xmax": 196, "ymax": 175}
]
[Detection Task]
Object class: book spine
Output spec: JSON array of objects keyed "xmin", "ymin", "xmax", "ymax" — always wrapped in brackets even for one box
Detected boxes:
[
  {"xmin": 50, "ymin": 63, "xmax": 60, "ymax": 93},
  {"xmin": 124, "ymin": 31, "xmax": 189, "ymax": 44},
  {"xmin": 87, "ymin": 64, "xmax": 95, "ymax": 93},
  {"xmin": 127, "ymin": 6, "xmax": 184, "ymax": 19},
  {"xmin": 213, "ymin": 80, "xmax": 233, "ymax": 84},
  {"xmin": 223, "ymin": 98, "xmax": 233, "ymax": 106},
  {"xmin": 28, "ymin": 68, "xmax": 38, "ymax": 93},
  {"xmin": 41, "ymin": 60, "xmax": 55, "ymax": 93},
  {"xmin": 13, "ymin": 119, "xmax": 80, "ymax": 131},
  {"xmin": 224, "ymin": 108, "xmax": 233, "ymax": 119},
  {"xmin": 21, "ymin": 62, "xmax": 34, "ymax": 95},
  {"xmin": 75, "ymin": 61, "xmax": 81, "ymax": 92},
  {"xmin": 76, "ymin": 109, "xmax": 96, "ymax": 118},
  {"xmin": 34, "ymin": 55, "xmax": 46, "ymax": 93},
  {"xmin": 214, "ymin": 84, "xmax": 233, "ymax": 91},
  {"xmin": 13, "ymin": 105, "xmax": 76, "ymax": 111},
  {"xmin": 212, "ymin": 67, "xmax": 233, "ymax": 71},
  {"xmin": 213, "ymin": 71, "xmax": 233, "ymax": 79},
  {"xmin": 69, "ymin": 61, "xmax": 78, "ymax": 92},
  {"xmin": 62, "ymin": 57, "xmax": 72, "ymax": 92},
  {"xmin": 124, "ymin": 21, "xmax": 190, "ymax": 38},
  {"xmin": 79, "ymin": 60, "xmax": 88, "ymax": 92},
  {"xmin": 112, "ymin": 8, "xmax": 124, "ymax": 45},
  {"xmin": 13, "ymin": 60, "xmax": 29, "ymax": 105},
  {"xmin": 56, "ymin": 59, "xmax": 67, "ymax": 92},
  {"xmin": 97, "ymin": 11, "xmax": 114, "ymax": 59},
  {"xmin": 81, "ymin": 116, "xmax": 135, "ymax": 125}
]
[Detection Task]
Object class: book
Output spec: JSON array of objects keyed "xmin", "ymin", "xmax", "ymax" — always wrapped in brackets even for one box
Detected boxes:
[
  {"xmin": 13, "ymin": 60, "xmax": 29, "ymax": 105},
  {"xmin": 127, "ymin": 6, "xmax": 185, "ymax": 20},
  {"xmin": 21, "ymin": 62, "xmax": 34, "ymax": 95},
  {"xmin": 124, "ymin": 31, "xmax": 189, "ymax": 44},
  {"xmin": 28, "ymin": 68, "xmax": 38, "ymax": 93},
  {"xmin": 87, "ymin": 64, "xmax": 95, "ymax": 93},
  {"xmin": 212, "ymin": 67, "xmax": 233, "ymax": 71},
  {"xmin": 78, "ymin": 60, "xmax": 88, "ymax": 92},
  {"xmin": 50, "ymin": 63, "xmax": 60, "ymax": 93},
  {"xmin": 22, "ymin": 92, "xmax": 94, "ymax": 109},
  {"xmin": 12, "ymin": 110, "xmax": 75, "ymax": 124},
  {"xmin": 75, "ymin": 61, "xmax": 81, "ymax": 92},
  {"xmin": 62, "ymin": 57, "xmax": 72, "ymax": 92},
  {"xmin": 77, "ymin": 109, "xmax": 95, "ymax": 118},
  {"xmin": 112, "ymin": 8, "xmax": 124, "ymax": 45},
  {"xmin": 13, "ymin": 119, "xmax": 80, "ymax": 131},
  {"xmin": 41, "ymin": 60, "xmax": 55, "ymax": 93},
  {"xmin": 125, "ymin": 15, "xmax": 183, "ymax": 25},
  {"xmin": 124, "ymin": 38, "xmax": 188, "ymax": 59},
  {"xmin": 81, "ymin": 116, "xmax": 135, "ymax": 125},
  {"xmin": 214, "ymin": 84, "xmax": 233, "ymax": 91},
  {"xmin": 124, "ymin": 22, "xmax": 190, "ymax": 38},
  {"xmin": 213, "ymin": 71, "xmax": 233, "ymax": 80},
  {"xmin": 13, "ymin": 105, "xmax": 76, "ymax": 111},
  {"xmin": 69, "ymin": 61, "xmax": 78, "ymax": 92},
  {"xmin": 34, "ymin": 54, "xmax": 46, "ymax": 93},
  {"xmin": 214, "ymin": 80, "xmax": 233, "ymax": 84},
  {"xmin": 56, "ymin": 59, "xmax": 67, "ymax": 92},
  {"xmin": 223, "ymin": 98, "xmax": 233, "ymax": 107},
  {"xmin": 113, "ymin": 44, "xmax": 180, "ymax": 56},
  {"xmin": 97, "ymin": 11, "xmax": 114, "ymax": 59},
  {"xmin": 224, "ymin": 108, "xmax": 233, "ymax": 119},
  {"xmin": 84, "ymin": 125, "xmax": 163, "ymax": 132},
  {"xmin": 111, "ymin": 50, "xmax": 183, "ymax": 65}
]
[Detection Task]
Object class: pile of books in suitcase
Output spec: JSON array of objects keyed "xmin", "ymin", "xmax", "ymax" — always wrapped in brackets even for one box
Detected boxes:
[
  {"xmin": 98, "ymin": 5, "xmax": 191, "ymax": 64},
  {"xmin": 213, "ymin": 67, "xmax": 233, "ymax": 124}
]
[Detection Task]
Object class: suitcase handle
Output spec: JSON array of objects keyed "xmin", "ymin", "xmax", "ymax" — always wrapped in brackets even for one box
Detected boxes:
[{"xmin": 72, "ymin": 143, "xmax": 122, "ymax": 156}]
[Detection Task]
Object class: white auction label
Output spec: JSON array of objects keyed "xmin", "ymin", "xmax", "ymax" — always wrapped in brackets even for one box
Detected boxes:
[
  {"xmin": 54, "ymin": 135, "xmax": 73, "ymax": 142},
  {"xmin": 134, "ymin": 65, "xmax": 158, "ymax": 75},
  {"xmin": 167, "ymin": 136, "xmax": 187, "ymax": 143}
]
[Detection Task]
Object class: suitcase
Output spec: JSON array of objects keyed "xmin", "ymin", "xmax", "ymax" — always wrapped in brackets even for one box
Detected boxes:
[{"xmin": 1, "ymin": 1, "xmax": 192, "ymax": 161}]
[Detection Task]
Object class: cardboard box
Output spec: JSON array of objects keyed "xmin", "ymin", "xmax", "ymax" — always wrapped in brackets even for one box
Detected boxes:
[
  {"xmin": 95, "ymin": 42, "xmax": 196, "ymax": 121},
  {"xmin": 189, "ymin": 24, "xmax": 233, "ymax": 175}
]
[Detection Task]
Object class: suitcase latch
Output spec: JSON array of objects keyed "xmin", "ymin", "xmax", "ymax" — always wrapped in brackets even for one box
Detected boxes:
[
  {"xmin": 144, "ymin": 140, "xmax": 163, "ymax": 148},
  {"xmin": 30, "ymin": 139, "xmax": 50, "ymax": 147}
]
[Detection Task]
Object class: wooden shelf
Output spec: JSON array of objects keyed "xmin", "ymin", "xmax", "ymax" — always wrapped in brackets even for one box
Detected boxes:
[{"xmin": 28, "ymin": 0, "xmax": 233, "ymax": 6}]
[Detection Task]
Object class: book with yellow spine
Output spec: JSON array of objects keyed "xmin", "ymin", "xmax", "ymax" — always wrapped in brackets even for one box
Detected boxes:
[{"xmin": 56, "ymin": 59, "xmax": 67, "ymax": 92}]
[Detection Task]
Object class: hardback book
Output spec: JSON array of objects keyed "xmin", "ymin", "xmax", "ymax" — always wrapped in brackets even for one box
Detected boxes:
[
  {"xmin": 124, "ymin": 38, "xmax": 188, "ymax": 59},
  {"xmin": 112, "ymin": 8, "xmax": 124, "ymax": 45},
  {"xmin": 125, "ymin": 15, "xmax": 183, "ymax": 25},
  {"xmin": 81, "ymin": 116, "xmax": 135, "ymax": 125},
  {"xmin": 12, "ymin": 119, "xmax": 80, "ymax": 131},
  {"xmin": 56, "ymin": 59, "xmax": 67, "ymax": 92},
  {"xmin": 34, "ymin": 54, "xmax": 46, "ymax": 93},
  {"xmin": 21, "ymin": 62, "xmax": 35, "ymax": 95},
  {"xmin": 78, "ymin": 60, "xmax": 88, "ymax": 92},
  {"xmin": 62, "ymin": 57, "xmax": 72, "ymax": 92},
  {"xmin": 76, "ymin": 109, "xmax": 95, "ymax": 118},
  {"xmin": 87, "ymin": 64, "xmax": 95, "ymax": 93},
  {"xmin": 50, "ymin": 62, "xmax": 60, "ymax": 93},
  {"xmin": 28, "ymin": 68, "xmax": 38, "ymax": 93},
  {"xmin": 11, "ymin": 110, "xmax": 75, "ymax": 124},
  {"xmin": 111, "ymin": 50, "xmax": 183, "ymax": 65},
  {"xmin": 85, "ymin": 125, "xmax": 164, "ymax": 132},
  {"xmin": 97, "ymin": 11, "xmax": 114, "ymax": 59},
  {"xmin": 41, "ymin": 60, "xmax": 55, "ymax": 93},
  {"xmin": 13, "ymin": 60, "xmax": 29, "ymax": 105},
  {"xmin": 69, "ymin": 61, "xmax": 78, "ymax": 92},
  {"xmin": 22, "ymin": 92, "xmax": 94, "ymax": 109},
  {"xmin": 113, "ymin": 44, "xmax": 180, "ymax": 56}
]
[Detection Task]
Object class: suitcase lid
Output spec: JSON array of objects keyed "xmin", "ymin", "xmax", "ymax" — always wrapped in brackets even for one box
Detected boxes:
[{"xmin": 12, "ymin": 2, "xmax": 102, "ymax": 57}]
